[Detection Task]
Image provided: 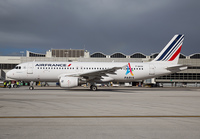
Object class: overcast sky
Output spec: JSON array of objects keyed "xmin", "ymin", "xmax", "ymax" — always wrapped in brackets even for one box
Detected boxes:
[{"xmin": 0, "ymin": 0, "xmax": 199, "ymax": 56}]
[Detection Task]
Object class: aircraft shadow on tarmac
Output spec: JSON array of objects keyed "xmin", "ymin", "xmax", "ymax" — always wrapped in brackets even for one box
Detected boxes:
[{"xmin": 25, "ymin": 87, "xmax": 194, "ymax": 92}]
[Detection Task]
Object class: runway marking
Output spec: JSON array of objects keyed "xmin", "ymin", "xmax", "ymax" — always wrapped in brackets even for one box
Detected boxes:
[{"xmin": 0, "ymin": 116, "xmax": 200, "ymax": 119}]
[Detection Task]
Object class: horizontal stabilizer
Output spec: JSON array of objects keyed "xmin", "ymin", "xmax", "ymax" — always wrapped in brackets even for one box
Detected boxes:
[{"xmin": 166, "ymin": 65, "xmax": 188, "ymax": 71}]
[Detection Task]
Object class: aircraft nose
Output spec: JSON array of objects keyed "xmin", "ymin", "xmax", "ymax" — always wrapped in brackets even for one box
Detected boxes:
[{"xmin": 6, "ymin": 70, "xmax": 13, "ymax": 79}]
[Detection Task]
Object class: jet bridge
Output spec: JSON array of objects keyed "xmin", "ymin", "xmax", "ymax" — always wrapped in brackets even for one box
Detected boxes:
[{"xmin": 0, "ymin": 69, "xmax": 5, "ymax": 81}]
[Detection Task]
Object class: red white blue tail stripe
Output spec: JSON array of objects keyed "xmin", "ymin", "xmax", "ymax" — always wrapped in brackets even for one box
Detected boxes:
[{"xmin": 154, "ymin": 34, "xmax": 184, "ymax": 61}]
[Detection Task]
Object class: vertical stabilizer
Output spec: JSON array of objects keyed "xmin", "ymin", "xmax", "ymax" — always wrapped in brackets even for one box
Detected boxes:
[{"xmin": 152, "ymin": 34, "xmax": 184, "ymax": 64}]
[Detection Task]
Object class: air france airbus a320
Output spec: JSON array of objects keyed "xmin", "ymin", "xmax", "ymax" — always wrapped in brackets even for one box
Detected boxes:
[{"xmin": 7, "ymin": 34, "xmax": 187, "ymax": 91}]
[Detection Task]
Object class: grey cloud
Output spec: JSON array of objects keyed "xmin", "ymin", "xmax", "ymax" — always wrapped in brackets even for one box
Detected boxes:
[{"xmin": 0, "ymin": 0, "xmax": 200, "ymax": 55}]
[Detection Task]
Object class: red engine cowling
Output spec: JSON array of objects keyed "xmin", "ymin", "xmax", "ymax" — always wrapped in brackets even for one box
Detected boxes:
[{"xmin": 59, "ymin": 77, "xmax": 79, "ymax": 88}]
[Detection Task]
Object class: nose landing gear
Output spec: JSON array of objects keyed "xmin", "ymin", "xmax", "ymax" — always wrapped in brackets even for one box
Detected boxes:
[
  {"xmin": 29, "ymin": 86, "xmax": 34, "ymax": 90},
  {"xmin": 29, "ymin": 81, "xmax": 34, "ymax": 90}
]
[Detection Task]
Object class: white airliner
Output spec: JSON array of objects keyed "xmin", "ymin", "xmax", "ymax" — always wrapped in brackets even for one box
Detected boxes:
[{"xmin": 7, "ymin": 34, "xmax": 187, "ymax": 91}]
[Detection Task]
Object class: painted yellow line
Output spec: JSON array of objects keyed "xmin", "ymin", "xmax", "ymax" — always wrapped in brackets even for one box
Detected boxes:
[{"xmin": 0, "ymin": 116, "xmax": 200, "ymax": 118}]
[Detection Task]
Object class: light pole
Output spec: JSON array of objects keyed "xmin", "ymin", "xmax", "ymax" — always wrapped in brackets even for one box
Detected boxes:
[{"xmin": 65, "ymin": 51, "xmax": 69, "ymax": 62}]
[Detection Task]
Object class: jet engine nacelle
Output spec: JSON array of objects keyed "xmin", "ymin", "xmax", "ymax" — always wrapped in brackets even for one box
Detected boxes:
[{"xmin": 59, "ymin": 77, "xmax": 79, "ymax": 88}]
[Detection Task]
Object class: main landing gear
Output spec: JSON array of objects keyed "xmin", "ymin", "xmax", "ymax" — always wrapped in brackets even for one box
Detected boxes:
[{"xmin": 90, "ymin": 85, "xmax": 97, "ymax": 91}]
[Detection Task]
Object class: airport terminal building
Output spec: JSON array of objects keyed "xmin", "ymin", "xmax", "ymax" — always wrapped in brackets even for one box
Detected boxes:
[{"xmin": 1, "ymin": 49, "xmax": 200, "ymax": 87}]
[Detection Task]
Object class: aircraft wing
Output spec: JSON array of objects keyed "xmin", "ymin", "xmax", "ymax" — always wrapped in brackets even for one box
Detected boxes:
[
  {"xmin": 79, "ymin": 67, "xmax": 122, "ymax": 78},
  {"xmin": 166, "ymin": 65, "xmax": 188, "ymax": 71},
  {"xmin": 59, "ymin": 66, "xmax": 125, "ymax": 81}
]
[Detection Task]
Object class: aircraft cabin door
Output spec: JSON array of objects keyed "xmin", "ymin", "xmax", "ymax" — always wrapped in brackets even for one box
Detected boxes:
[
  {"xmin": 149, "ymin": 64, "xmax": 155, "ymax": 75},
  {"xmin": 27, "ymin": 63, "xmax": 33, "ymax": 74}
]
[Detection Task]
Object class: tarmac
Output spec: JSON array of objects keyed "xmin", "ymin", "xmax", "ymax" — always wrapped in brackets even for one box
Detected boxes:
[{"xmin": 0, "ymin": 86, "xmax": 200, "ymax": 139}]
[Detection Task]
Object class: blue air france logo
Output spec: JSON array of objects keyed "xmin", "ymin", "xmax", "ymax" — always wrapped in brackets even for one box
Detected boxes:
[{"xmin": 35, "ymin": 64, "xmax": 67, "ymax": 67}]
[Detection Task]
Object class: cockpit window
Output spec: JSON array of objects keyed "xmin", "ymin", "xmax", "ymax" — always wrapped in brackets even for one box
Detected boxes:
[{"xmin": 15, "ymin": 66, "xmax": 21, "ymax": 69}]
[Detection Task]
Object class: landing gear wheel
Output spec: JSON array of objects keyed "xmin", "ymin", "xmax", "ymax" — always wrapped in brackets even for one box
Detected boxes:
[
  {"xmin": 90, "ymin": 85, "xmax": 97, "ymax": 91},
  {"xmin": 29, "ymin": 86, "xmax": 34, "ymax": 90}
]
